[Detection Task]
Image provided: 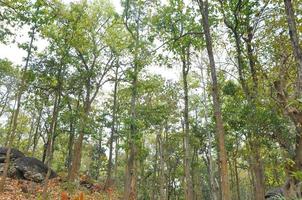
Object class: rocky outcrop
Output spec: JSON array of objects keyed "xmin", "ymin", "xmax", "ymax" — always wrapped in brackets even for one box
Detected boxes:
[
  {"xmin": 15, "ymin": 157, "xmax": 57, "ymax": 182},
  {"xmin": 0, "ymin": 147, "xmax": 57, "ymax": 182},
  {"xmin": 0, "ymin": 147, "xmax": 25, "ymax": 162}
]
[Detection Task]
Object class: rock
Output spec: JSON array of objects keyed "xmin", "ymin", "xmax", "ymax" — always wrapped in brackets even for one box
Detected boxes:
[
  {"xmin": 0, "ymin": 147, "xmax": 25, "ymax": 162},
  {"xmin": 14, "ymin": 157, "xmax": 57, "ymax": 182},
  {"xmin": 0, "ymin": 162, "xmax": 20, "ymax": 178},
  {"xmin": 265, "ymin": 187, "xmax": 284, "ymax": 199}
]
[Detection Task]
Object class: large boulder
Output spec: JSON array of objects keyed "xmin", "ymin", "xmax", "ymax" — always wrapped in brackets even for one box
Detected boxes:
[
  {"xmin": 0, "ymin": 147, "xmax": 25, "ymax": 162},
  {"xmin": 14, "ymin": 157, "xmax": 57, "ymax": 182}
]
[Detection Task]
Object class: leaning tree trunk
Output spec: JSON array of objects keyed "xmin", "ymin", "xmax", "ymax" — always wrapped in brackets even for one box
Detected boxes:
[{"xmin": 198, "ymin": 0, "xmax": 231, "ymax": 199}]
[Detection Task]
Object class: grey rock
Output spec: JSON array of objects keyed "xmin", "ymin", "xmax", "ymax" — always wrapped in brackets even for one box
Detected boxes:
[
  {"xmin": 0, "ymin": 147, "xmax": 25, "ymax": 162},
  {"xmin": 265, "ymin": 187, "xmax": 284, "ymax": 199},
  {"xmin": 14, "ymin": 157, "xmax": 57, "ymax": 182}
]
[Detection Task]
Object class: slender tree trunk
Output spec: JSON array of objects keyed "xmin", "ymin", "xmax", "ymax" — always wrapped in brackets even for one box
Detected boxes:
[
  {"xmin": 42, "ymin": 88, "xmax": 61, "ymax": 199},
  {"xmin": 105, "ymin": 65, "xmax": 119, "ymax": 189},
  {"xmin": 42, "ymin": 140, "xmax": 48, "ymax": 163},
  {"xmin": 153, "ymin": 133, "xmax": 159, "ymax": 200},
  {"xmin": 201, "ymin": 66, "xmax": 219, "ymax": 200},
  {"xmin": 245, "ymin": 27, "xmax": 258, "ymax": 96},
  {"xmin": 26, "ymin": 116, "xmax": 35, "ymax": 153},
  {"xmin": 66, "ymin": 96, "xmax": 79, "ymax": 173},
  {"xmin": 0, "ymin": 24, "xmax": 36, "ymax": 192},
  {"xmin": 234, "ymin": 158, "xmax": 240, "ymax": 200},
  {"xmin": 198, "ymin": 1, "xmax": 231, "ymax": 199},
  {"xmin": 158, "ymin": 128, "xmax": 166, "ymax": 200},
  {"xmin": 181, "ymin": 47, "xmax": 194, "ymax": 200},
  {"xmin": 32, "ymin": 108, "xmax": 42, "ymax": 157},
  {"xmin": 66, "ymin": 115, "xmax": 74, "ymax": 172},
  {"xmin": 114, "ymin": 131, "xmax": 119, "ymax": 179}
]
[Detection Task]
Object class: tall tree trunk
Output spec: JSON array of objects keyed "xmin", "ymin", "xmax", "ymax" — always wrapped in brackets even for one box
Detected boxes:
[
  {"xmin": 0, "ymin": 24, "xmax": 36, "ymax": 192},
  {"xmin": 124, "ymin": 64, "xmax": 138, "ymax": 200},
  {"xmin": 68, "ymin": 72, "xmax": 93, "ymax": 180},
  {"xmin": 201, "ymin": 66, "xmax": 219, "ymax": 200},
  {"xmin": 198, "ymin": 1, "xmax": 231, "ymax": 199},
  {"xmin": 182, "ymin": 47, "xmax": 194, "ymax": 200},
  {"xmin": 68, "ymin": 100, "xmax": 90, "ymax": 181},
  {"xmin": 250, "ymin": 145, "xmax": 265, "ymax": 200},
  {"xmin": 105, "ymin": 65, "xmax": 119, "ymax": 189}
]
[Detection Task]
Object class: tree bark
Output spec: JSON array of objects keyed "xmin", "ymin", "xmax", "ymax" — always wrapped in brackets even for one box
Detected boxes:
[
  {"xmin": 198, "ymin": 1, "xmax": 231, "ymax": 199},
  {"xmin": 158, "ymin": 128, "xmax": 166, "ymax": 200},
  {"xmin": 32, "ymin": 108, "xmax": 42, "ymax": 157},
  {"xmin": 68, "ymin": 100, "xmax": 90, "ymax": 181},
  {"xmin": 42, "ymin": 86, "xmax": 61, "ymax": 199},
  {"xmin": 201, "ymin": 65, "xmax": 219, "ymax": 200},
  {"xmin": 124, "ymin": 65, "xmax": 138, "ymax": 200},
  {"xmin": 68, "ymin": 63, "xmax": 95, "ymax": 180},
  {"xmin": 181, "ymin": 46, "xmax": 194, "ymax": 200},
  {"xmin": 105, "ymin": 65, "xmax": 119, "ymax": 189}
]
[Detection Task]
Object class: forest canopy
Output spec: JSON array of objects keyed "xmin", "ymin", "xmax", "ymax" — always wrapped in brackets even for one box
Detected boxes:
[{"xmin": 0, "ymin": 0, "xmax": 302, "ymax": 199}]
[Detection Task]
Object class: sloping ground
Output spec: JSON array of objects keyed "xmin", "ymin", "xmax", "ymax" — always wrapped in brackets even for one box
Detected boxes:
[{"xmin": 0, "ymin": 177, "xmax": 121, "ymax": 200}]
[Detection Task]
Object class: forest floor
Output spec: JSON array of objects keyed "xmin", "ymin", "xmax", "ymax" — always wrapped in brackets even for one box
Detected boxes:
[{"xmin": 0, "ymin": 177, "xmax": 121, "ymax": 200}]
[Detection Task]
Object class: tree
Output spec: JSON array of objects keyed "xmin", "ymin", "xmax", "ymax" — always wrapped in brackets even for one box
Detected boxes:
[
  {"xmin": 121, "ymin": 0, "xmax": 153, "ymax": 198},
  {"xmin": 0, "ymin": 0, "xmax": 51, "ymax": 191},
  {"xmin": 43, "ymin": 0, "xmax": 116, "ymax": 181},
  {"xmin": 197, "ymin": 0, "xmax": 231, "ymax": 199}
]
